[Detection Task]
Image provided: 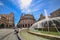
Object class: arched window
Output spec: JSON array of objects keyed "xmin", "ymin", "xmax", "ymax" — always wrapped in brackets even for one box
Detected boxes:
[{"xmin": 0, "ymin": 23, "xmax": 5, "ymax": 28}]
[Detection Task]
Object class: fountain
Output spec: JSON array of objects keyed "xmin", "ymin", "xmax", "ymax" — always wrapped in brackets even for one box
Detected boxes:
[{"xmin": 30, "ymin": 9, "xmax": 60, "ymax": 33}]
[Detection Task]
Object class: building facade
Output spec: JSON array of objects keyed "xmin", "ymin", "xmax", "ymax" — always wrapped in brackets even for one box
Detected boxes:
[
  {"xmin": 0, "ymin": 12, "xmax": 14, "ymax": 28},
  {"xmin": 17, "ymin": 14, "xmax": 35, "ymax": 28},
  {"xmin": 50, "ymin": 9, "xmax": 60, "ymax": 18},
  {"xmin": 38, "ymin": 14, "xmax": 45, "ymax": 21},
  {"xmin": 38, "ymin": 9, "xmax": 60, "ymax": 20}
]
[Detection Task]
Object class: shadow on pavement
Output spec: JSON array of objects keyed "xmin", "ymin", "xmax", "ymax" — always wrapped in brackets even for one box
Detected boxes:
[{"xmin": 0, "ymin": 32, "xmax": 13, "ymax": 40}]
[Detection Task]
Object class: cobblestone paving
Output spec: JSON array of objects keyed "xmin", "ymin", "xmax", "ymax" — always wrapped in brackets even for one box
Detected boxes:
[
  {"xmin": 0, "ymin": 29, "xmax": 19, "ymax": 40},
  {"xmin": 3, "ymin": 32, "xmax": 18, "ymax": 40}
]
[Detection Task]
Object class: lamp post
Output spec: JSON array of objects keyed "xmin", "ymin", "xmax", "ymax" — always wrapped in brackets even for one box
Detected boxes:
[
  {"xmin": 7, "ymin": 18, "xmax": 8, "ymax": 28},
  {"xmin": 0, "ymin": 16, "xmax": 1, "ymax": 28},
  {"xmin": 0, "ymin": 16, "xmax": 1, "ymax": 19}
]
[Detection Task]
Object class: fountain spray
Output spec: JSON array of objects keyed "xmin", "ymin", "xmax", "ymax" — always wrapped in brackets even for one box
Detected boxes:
[{"xmin": 44, "ymin": 9, "xmax": 49, "ymax": 32}]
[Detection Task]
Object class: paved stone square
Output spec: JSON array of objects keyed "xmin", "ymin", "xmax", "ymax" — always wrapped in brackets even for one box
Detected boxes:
[{"xmin": 0, "ymin": 29, "xmax": 20, "ymax": 40}]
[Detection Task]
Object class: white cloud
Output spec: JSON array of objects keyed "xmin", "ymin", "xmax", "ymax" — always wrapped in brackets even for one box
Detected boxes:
[
  {"xmin": 20, "ymin": 0, "xmax": 32, "ymax": 9},
  {"xmin": 31, "ymin": 0, "xmax": 43, "ymax": 7},
  {"xmin": 0, "ymin": 2, "xmax": 4, "ymax": 6},
  {"xmin": 11, "ymin": 0, "xmax": 32, "ymax": 14}
]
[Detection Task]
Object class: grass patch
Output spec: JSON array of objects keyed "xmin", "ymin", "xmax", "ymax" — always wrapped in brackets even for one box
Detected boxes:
[
  {"xmin": 20, "ymin": 30, "xmax": 49, "ymax": 40},
  {"xmin": 30, "ymin": 29, "xmax": 60, "ymax": 36},
  {"xmin": 39, "ymin": 31, "xmax": 60, "ymax": 36}
]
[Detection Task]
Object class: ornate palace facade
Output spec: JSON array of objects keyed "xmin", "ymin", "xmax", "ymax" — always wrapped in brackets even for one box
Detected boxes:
[
  {"xmin": 0, "ymin": 12, "xmax": 14, "ymax": 28},
  {"xmin": 17, "ymin": 14, "xmax": 36, "ymax": 28}
]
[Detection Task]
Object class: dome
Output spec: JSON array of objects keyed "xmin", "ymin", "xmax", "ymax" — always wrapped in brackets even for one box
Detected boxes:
[{"xmin": 21, "ymin": 14, "xmax": 34, "ymax": 20}]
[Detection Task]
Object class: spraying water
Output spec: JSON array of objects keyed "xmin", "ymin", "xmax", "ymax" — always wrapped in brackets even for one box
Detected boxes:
[
  {"xmin": 44, "ymin": 9, "xmax": 49, "ymax": 20},
  {"xmin": 30, "ymin": 9, "xmax": 60, "ymax": 33},
  {"xmin": 44, "ymin": 9, "xmax": 49, "ymax": 32}
]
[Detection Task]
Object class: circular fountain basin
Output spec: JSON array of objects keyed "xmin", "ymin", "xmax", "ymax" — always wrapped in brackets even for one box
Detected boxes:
[{"xmin": 30, "ymin": 17, "xmax": 60, "ymax": 31}]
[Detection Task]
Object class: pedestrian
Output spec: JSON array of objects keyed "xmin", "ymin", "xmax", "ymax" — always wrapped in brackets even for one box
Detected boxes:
[{"xmin": 14, "ymin": 28, "xmax": 19, "ymax": 34}]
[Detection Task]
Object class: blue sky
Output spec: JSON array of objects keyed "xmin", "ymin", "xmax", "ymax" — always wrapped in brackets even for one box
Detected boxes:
[{"xmin": 0, "ymin": 0, "xmax": 60, "ymax": 26}]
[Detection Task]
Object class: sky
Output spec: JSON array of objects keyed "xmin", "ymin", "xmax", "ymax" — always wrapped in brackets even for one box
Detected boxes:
[{"xmin": 0, "ymin": 0, "xmax": 60, "ymax": 26}]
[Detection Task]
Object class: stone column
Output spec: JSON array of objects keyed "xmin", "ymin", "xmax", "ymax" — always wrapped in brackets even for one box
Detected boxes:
[
  {"xmin": 4, "ymin": 24, "xmax": 6, "ymax": 28},
  {"xmin": 27, "ymin": 24, "xmax": 28, "ymax": 28},
  {"xmin": 22, "ymin": 24, "xmax": 23, "ymax": 28},
  {"xmin": 0, "ymin": 24, "xmax": 1, "ymax": 27},
  {"xmin": 24, "ymin": 24, "xmax": 25, "ymax": 28},
  {"xmin": 30, "ymin": 24, "xmax": 31, "ymax": 26},
  {"xmin": 8, "ymin": 24, "xmax": 9, "ymax": 28}
]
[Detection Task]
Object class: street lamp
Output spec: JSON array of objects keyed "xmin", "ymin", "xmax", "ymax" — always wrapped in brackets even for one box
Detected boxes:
[
  {"xmin": 0, "ymin": 16, "xmax": 1, "ymax": 27},
  {"xmin": 0, "ymin": 16, "xmax": 1, "ymax": 19}
]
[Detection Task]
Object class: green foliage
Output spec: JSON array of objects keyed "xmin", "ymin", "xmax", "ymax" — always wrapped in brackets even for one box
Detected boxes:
[{"xmin": 20, "ymin": 30, "xmax": 49, "ymax": 40}]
